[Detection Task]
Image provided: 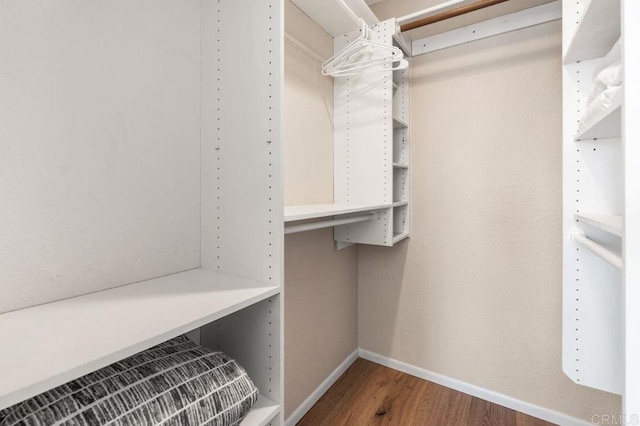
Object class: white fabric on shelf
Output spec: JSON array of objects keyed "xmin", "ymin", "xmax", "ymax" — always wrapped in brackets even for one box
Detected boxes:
[{"xmin": 577, "ymin": 85, "xmax": 622, "ymax": 136}]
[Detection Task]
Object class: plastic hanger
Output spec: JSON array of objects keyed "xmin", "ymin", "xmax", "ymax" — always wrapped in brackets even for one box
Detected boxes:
[{"xmin": 322, "ymin": 19, "xmax": 406, "ymax": 77}]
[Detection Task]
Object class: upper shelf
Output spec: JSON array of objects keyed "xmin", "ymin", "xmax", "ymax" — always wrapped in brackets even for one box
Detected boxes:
[
  {"xmin": 285, "ymin": 203, "xmax": 391, "ymax": 222},
  {"xmin": 563, "ymin": 0, "xmax": 620, "ymax": 64},
  {"xmin": 290, "ymin": 0, "xmax": 378, "ymax": 37},
  {"xmin": 575, "ymin": 213, "xmax": 623, "ymax": 237},
  {"xmin": 0, "ymin": 268, "xmax": 280, "ymax": 411}
]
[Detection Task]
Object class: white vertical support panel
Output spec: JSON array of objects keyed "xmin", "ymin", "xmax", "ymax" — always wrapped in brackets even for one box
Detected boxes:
[
  {"xmin": 200, "ymin": 296, "xmax": 282, "ymax": 421},
  {"xmin": 622, "ymin": 0, "xmax": 640, "ymax": 418},
  {"xmin": 334, "ymin": 23, "xmax": 392, "ymax": 205},
  {"xmin": 201, "ymin": 2, "xmax": 284, "ymax": 421},
  {"xmin": 333, "ymin": 19, "xmax": 396, "ymax": 246},
  {"xmin": 562, "ymin": 0, "xmax": 623, "ymax": 394},
  {"xmin": 201, "ymin": 0, "xmax": 284, "ymax": 287}
]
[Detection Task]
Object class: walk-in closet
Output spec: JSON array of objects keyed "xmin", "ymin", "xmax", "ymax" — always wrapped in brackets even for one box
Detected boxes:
[{"xmin": 0, "ymin": 0, "xmax": 637, "ymax": 425}]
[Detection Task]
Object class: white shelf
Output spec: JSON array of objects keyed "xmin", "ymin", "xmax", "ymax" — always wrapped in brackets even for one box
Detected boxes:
[
  {"xmin": 575, "ymin": 213, "xmax": 623, "ymax": 237},
  {"xmin": 563, "ymin": 0, "xmax": 620, "ymax": 64},
  {"xmin": 575, "ymin": 103, "xmax": 622, "ymax": 141},
  {"xmin": 0, "ymin": 268, "xmax": 280, "ymax": 410},
  {"xmin": 393, "ymin": 201, "xmax": 408, "ymax": 207},
  {"xmin": 393, "ymin": 116, "xmax": 409, "ymax": 129},
  {"xmin": 284, "ymin": 203, "xmax": 390, "ymax": 222},
  {"xmin": 240, "ymin": 396, "xmax": 280, "ymax": 426},
  {"xmin": 392, "ymin": 232, "xmax": 409, "ymax": 244},
  {"xmin": 393, "ymin": 162, "xmax": 408, "ymax": 169},
  {"xmin": 290, "ymin": 0, "xmax": 378, "ymax": 37}
]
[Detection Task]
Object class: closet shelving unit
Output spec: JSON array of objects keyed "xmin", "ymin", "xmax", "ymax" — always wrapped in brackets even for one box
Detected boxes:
[
  {"xmin": 562, "ymin": 0, "xmax": 639, "ymax": 415},
  {"xmin": 286, "ymin": 1, "xmax": 411, "ymax": 247},
  {"xmin": 0, "ymin": 1, "xmax": 284, "ymax": 425},
  {"xmin": 392, "ymin": 49, "xmax": 410, "ymax": 243}
]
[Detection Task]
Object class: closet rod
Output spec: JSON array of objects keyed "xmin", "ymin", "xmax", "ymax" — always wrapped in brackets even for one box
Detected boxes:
[
  {"xmin": 284, "ymin": 215, "xmax": 373, "ymax": 235},
  {"xmin": 571, "ymin": 230, "xmax": 623, "ymax": 270},
  {"xmin": 400, "ymin": 0, "xmax": 509, "ymax": 32}
]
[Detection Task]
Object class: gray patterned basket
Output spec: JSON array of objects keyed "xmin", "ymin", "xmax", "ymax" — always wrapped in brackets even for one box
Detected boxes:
[{"xmin": 0, "ymin": 335, "xmax": 258, "ymax": 426}]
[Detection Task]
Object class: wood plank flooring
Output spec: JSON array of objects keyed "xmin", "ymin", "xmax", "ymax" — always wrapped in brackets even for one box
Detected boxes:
[{"xmin": 297, "ymin": 359, "xmax": 556, "ymax": 426}]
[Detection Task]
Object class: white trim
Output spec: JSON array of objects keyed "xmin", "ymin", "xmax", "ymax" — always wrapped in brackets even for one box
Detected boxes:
[
  {"xmin": 358, "ymin": 349, "xmax": 591, "ymax": 426},
  {"xmin": 410, "ymin": 1, "xmax": 561, "ymax": 56},
  {"xmin": 284, "ymin": 350, "xmax": 359, "ymax": 426}
]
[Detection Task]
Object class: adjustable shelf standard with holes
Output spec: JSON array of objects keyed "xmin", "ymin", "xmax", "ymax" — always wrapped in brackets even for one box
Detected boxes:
[{"xmin": 561, "ymin": 1, "xmax": 639, "ymax": 416}]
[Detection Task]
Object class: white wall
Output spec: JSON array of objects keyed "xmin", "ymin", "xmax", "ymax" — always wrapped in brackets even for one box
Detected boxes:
[
  {"xmin": 284, "ymin": 229, "xmax": 358, "ymax": 418},
  {"xmin": 358, "ymin": 4, "xmax": 622, "ymax": 420},
  {"xmin": 283, "ymin": 0, "xmax": 359, "ymax": 418},
  {"xmin": 0, "ymin": 1, "xmax": 201, "ymax": 314},
  {"xmin": 283, "ymin": 3, "xmax": 335, "ymax": 206}
]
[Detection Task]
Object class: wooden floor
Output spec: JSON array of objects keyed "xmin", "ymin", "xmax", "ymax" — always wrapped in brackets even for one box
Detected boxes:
[{"xmin": 297, "ymin": 359, "xmax": 556, "ymax": 426}]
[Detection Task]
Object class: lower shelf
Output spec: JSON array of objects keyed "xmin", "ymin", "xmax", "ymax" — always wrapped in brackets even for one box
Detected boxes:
[
  {"xmin": 0, "ymin": 268, "xmax": 280, "ymax": 410},
  {"xmin": 241, "ymin": 396, "xmax": 280, "ymax": 426}
]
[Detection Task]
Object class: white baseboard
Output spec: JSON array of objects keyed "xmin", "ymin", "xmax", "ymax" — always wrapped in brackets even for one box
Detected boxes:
[
  {"xmin": 284, "ymin": 349, "xmax": 359, "ymax": 426},
  {"xmin": 358, "ymin": 349, "xmax": 591, "ymax": 426}
]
